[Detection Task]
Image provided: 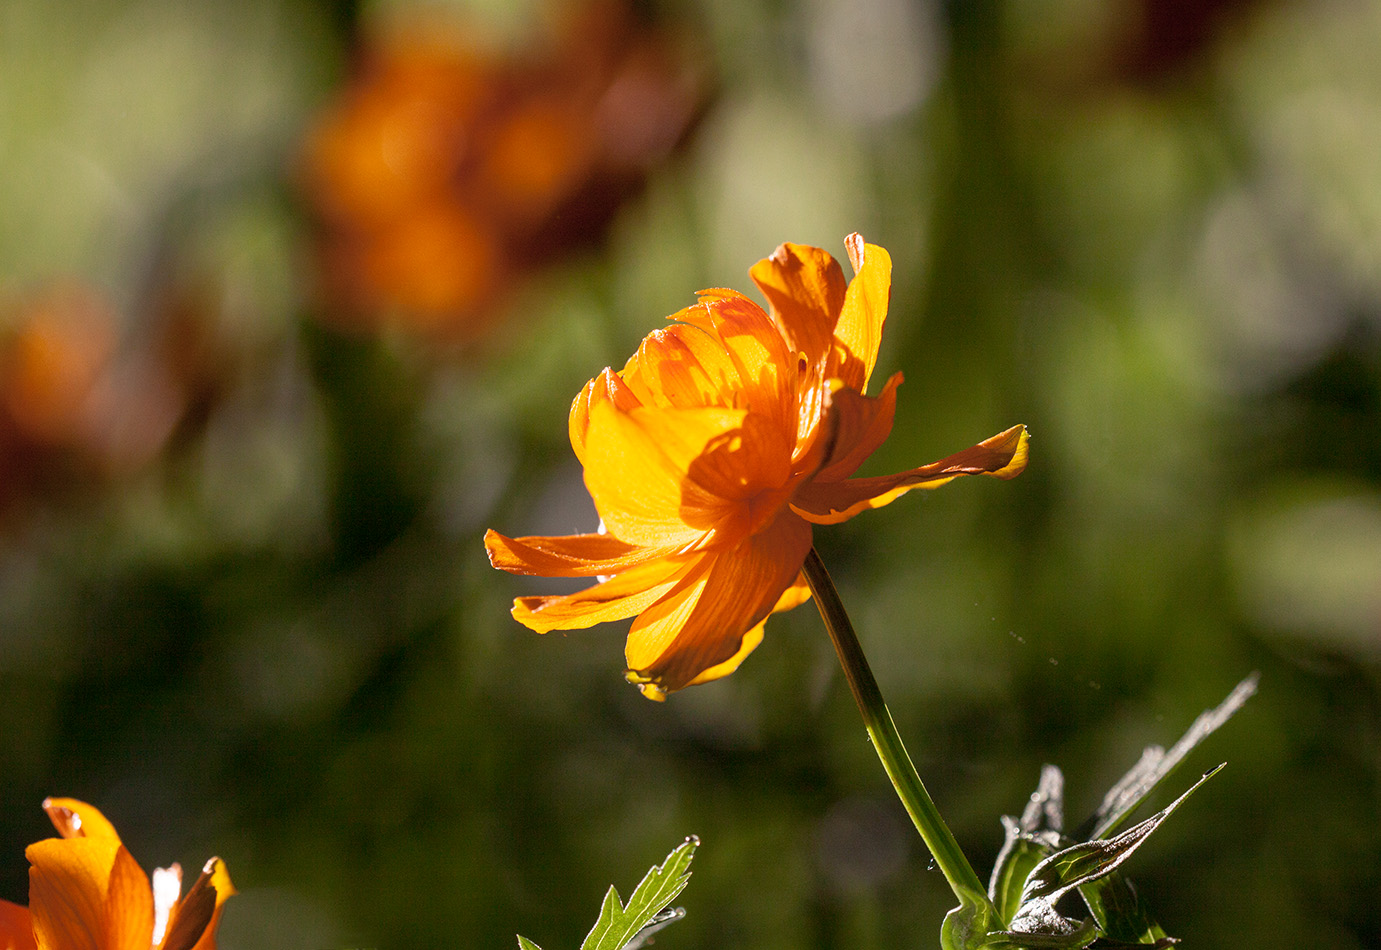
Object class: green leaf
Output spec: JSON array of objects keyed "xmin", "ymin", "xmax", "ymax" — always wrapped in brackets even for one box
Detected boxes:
[
  {"xmin": 1003, "ymin": 767, "xmax": 1221, "ymax": 946},
  {"xmin": 1079, "ymin": 870, "xmax": 1169, "ymax": 945},
  {"xmin": 579, "ymin": 836, "xmax": 698, "ymax": 950},
  {"xmin": 990, "ymin": 765, "xmax": 1066, "ymax": 926},
  {"xmin": 517, "ymin": 937, "xmax": 544, "ymax": 950},
  {"xmin": 1075, "ymin": 674, "xmax": 1256, "ymax": 841}
]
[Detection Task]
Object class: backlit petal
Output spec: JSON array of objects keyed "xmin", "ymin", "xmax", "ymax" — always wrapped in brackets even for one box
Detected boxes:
[
  {"xmin": 583, "ymin": 400, "xmax": 747, "ymax": 544},
  {"xmin": 160, "ymin": 858, "xmax": 233, "ymax": 950},
  {"xmin": 831, "ymin": 235, "xmax": 891, "ymax": 392},
  {"xmin": 569, "ymin": 368, "xmax": 641, "ymax": 465},
  {"xmin": 749, "ymin": 242, "xmax": 847, "ymax": 372},
  {"xmin": 791, "ymin": 425, "xmax": 1029, "ymax": 524},
  {"xmin": 185, "ymin": 859, "xmax": 234, "ymax": 950},
  {"xmin": 27, "ymin": 836, "xmax": 118, "ymax": 950},
  {"xmin": 624, "ymin": 512, "xmax": 812, "ymax": 696},
  {"xmin": 0, "ymin": 901, "xmax": 36, "ymax": 950},
  {"xmin": 105, "ymin": 846, "xmax": 155, "ymax": 950},
  {"xmin": 620, "ymin": 324, "xmax": 739, "ymax": 410},
  {"xmin": 41, "ymin": 799, "xmax": 120, "ymax": 844},
  {"xmin": 511, "ymin": 555, "xmax": 691, "ymax": 633},
  {"xmin": 485, "ymin": 530, "xmax": 678, "ymax": 577},
  {"xmin": 814, "ymin": 373, "xmax": 902, "ymax": 483}
]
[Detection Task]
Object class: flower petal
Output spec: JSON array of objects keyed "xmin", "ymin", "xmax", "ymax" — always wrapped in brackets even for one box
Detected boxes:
[
  {"xmin": 0, "ymin": 901, "xmax": 37, "ymax": 950},
  {"xmin": 814, "ymin": 372, "xmax": 902, "ymax": 483},
  {"xmin": 105, "ymin": 846, "xmax": 155, "ymax": 950},
  {"xmin": 791, "ymin": 424, "xmax": 1030, "ymax": 525},
  {"xmin": 161, "ymin": 858, "xmax": 234, "ymax": 950},
  {"xmin": 569, "ymin": 368, "xmax": 641, "ymax": 465},
  {"xmin": 485, "ymin": 530, "xmax": 677, "ymax": 577},
  {"xmin": 27, "ymin": 836, "xmax": 153, "ymax": 950},
  {"xmin": 619, "ymin": 323, "xmax": 740, "ymax": 410},
  {"xmin": 672, "ymin": 289, "xmax": 796, "ymax": 430},
  {"xmin": 624, "ymin": 512, "xmax": 813, "ymax": 697},
  {"xmin": 510, "ymin": 555, "xmax": 692, "ymax": 633},
  {"xmin": 652, "ymin": 570, "xmax": 812, "ymax": 699},
  {"xmin": 184, "ymin": 859, "xmax": 233, "ymax": 950},
  {"xmin": 41, "ymin": 799, "xmax": 119, "ymax": 844},
  {"xmin": 749, "ymin": 242, "xmax": 847, "ymax": 373},
  {"xmin": 831, "ymin": 235, "xmax": 891, "ymax": 393},
  {"xmin": 583, "ymin": 400, "xmax": 748, "ymax": 544}
]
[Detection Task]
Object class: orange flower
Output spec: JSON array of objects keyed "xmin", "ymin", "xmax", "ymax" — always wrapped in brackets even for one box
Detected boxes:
[
  {"xmin": 485, "ymin": 235, "xmax": 1028, "ymax": 700},
  {"xmin": 0, "ymin": 798, "xmax": 234, "ymax": 950}
]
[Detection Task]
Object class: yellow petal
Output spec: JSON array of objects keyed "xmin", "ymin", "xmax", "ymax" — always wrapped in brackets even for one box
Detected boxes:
[
  {"xmin": 749, "ymin": 242, "xmax": 847, "ymax": 374},
  {"xmin": 624, "ymin": 512, "xmax": 813, "ymax": 696},
  {"xmin": 672, "ymin": 290, "xmax": 795, "ymax": 429},
  {"xmin": 0, "ymin": 900, "xmax": 36, "ymax": 950},
  {"xmin": 485, "ymin": 530, "xmax": 679, "ymax": 577},
  {"xmin": 569, "ymin": 368, "xmax": 641, "ymax": 466},
  {"xmin": 831, "ymin": 235, "xmax": 891, "ymax": 393},
  {"xmin": 41, "ymin": 799, "xmax": 120, "ymax": 844},
  {"xmin": 27, "ymin": 836, "xmax": 153, "ymax": 950},
  {"xmin": 620, "ymin": 324, "xmax": 740, "ymax": 410},
  {"xmin": 791, "ymin": 425, "xmax": 1030, "ymax": 525},
  {"xmin": 583, "ymin": 400, "xmax": 748, "ymax": 544},
  {"xmin": 511, "ymin": 555, "xmax": 692, "ymax": 633}
]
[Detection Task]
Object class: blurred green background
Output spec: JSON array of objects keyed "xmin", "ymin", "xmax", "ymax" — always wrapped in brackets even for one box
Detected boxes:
[{"xmin": 1, "ymin": 0, "xmax": 1378, "ymax": 947}]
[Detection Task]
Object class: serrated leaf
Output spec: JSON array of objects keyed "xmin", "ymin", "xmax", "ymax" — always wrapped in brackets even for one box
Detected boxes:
[
  {"xmin": 517, "ymin": 937, "xmax": 544, "ymax": 950},
  {"xmin": 1076, "ymin": 674, "xmax": 1256, "ymax": 841},
  {"xmin": 579, "ymin": 837, "xmax": 698, "ymax": 950}
]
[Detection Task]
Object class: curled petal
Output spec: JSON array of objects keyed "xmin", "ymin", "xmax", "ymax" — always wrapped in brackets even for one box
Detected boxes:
[
  {"xmin": 790, "ymin": 425, "xmax": 1030, "ymax": 525},
  {"xmin": 749, "ymin": 242, "xmax": 847, "ymax": 372},
  {"xmin": 673, "ymin": 290, "xmax": 796, "ymax": 431},
  {"xmin": 161, "ymin": 857, "xmax": 234, "ymax": 950},
  {"xmin": 569, "ymin": 368, "xmax": 641, "ymax": 465},
  {"xmin": 814, "ymin": 373, "xmax": 902, "ymax": 483},
  {"xmin": 620, "ymin": 324, "xmax": 740, "ymax": 410},
  {"xmin": 511, "ymin": 556, "xmax": 691, "ymax": 633},
  {"xmin": 0, "ymin": 900, "xmax": 37, "ymax": 950},
  {"xmin": 831, "ymin": 235, "xmax": 891, "ymax": 393},
  {"xmin": 624, "ymin": 512, "xmax": 812, "ymax": 696},
  {"xmin": 41, "ymin": 799, "xmax": 120, "ymax": 844},
  {"xmin": 485, "ymin": 530, "xmax": 679, "ymax": 578}
]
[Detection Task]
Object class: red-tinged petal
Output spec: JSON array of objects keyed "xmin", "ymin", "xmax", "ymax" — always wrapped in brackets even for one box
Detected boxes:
[
  {"xmin": 583, "ymin": 401, "xmax": 747, "ymax": 544},
  {"xmin": 0, "ymin": 901, "xmax": 36, "ymax": 950},
  {"xmin": 105, "ymin": 846, "xmax": 154, "ymax": 950},
  {"xmin": 160, "ymin": 858, "xmax": 233, "ymax": 950},
  {"xmin": 831, "ymin": 235, "xmax": 891, "ymax": 393},
  {"xmin": 624, "ymin": 512, "xmax": 813, "ymax": 696},
  {"xmin": 791, "ymin": 425, "xmax": 1030, "ymax": 525},
  {"xmin": 749, "ymin": 242, "xmax": 848, "ymax": 373},
  {"xmin": 814, "ymin": 373, "xmax": 902, "ymax": 483},
  {"xmin": 41, "ymin": 799, "xmax": 120, "ymax": 844},
  {"xmin": 185, "ymin": 859, "xmax": 233, "ymax": 950},
  {"xmin": 511, "ymin": 555, "xmax": 693, "ymax": 633},
  {"xmin": 485, "ymin": 530, "xmax": 678, "ymax": 578}
]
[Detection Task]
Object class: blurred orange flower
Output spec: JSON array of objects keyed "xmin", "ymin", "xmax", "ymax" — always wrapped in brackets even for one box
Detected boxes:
[
  {"xmin": 486, "ymin": 235, "xmax": 1028, "ymax": 699},
  {"xmin": 0, "ymin": 798, "xmax": 234, "ymax": 950},
  {"xmin": 301, "ymin": 0, "xmax": 705, "ymax": 339}
]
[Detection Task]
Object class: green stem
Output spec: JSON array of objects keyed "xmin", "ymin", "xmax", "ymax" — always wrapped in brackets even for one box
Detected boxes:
[{"xmin": 802, "ymin": 547, "xmax": 993, "ymax": 913}]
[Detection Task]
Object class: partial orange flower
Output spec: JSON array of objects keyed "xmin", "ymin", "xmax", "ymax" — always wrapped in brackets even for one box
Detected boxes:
[
  {"xmin": 300, "ymin": 0, "xmax": 705, "ymax": 339},
  {"xmin": 486, "ymin": 235, "xmax": 1028, "ymax": 700},
  {"xmin": 0, "ymin": 798, "xmax": 234, "ymax": 950}
]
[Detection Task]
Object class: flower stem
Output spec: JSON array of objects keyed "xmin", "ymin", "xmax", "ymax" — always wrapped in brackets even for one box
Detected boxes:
[{"xmin": 802, "ymin": 547, "xmax": 994, "ymax": 914}]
